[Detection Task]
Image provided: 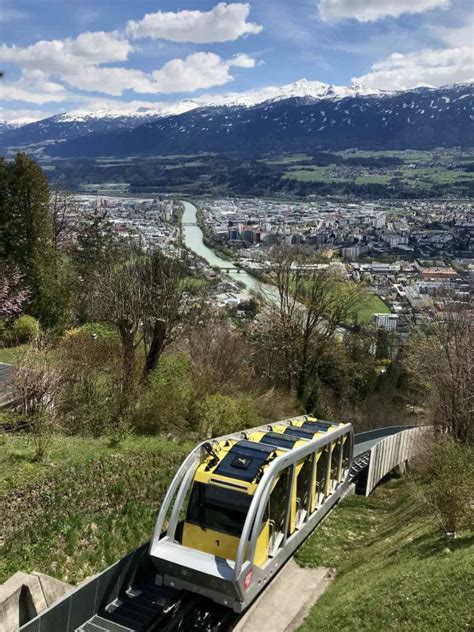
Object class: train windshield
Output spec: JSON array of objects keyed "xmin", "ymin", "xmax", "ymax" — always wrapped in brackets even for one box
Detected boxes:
[{"xmin": 187, "ymin": 482, "xmax": 252, "ymax": 537}]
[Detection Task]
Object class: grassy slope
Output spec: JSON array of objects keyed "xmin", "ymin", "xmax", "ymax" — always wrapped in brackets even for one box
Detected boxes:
[
  {"xmin": 295, "ymin": 477, "xmax": 474, "ymax": 631},
  {"xmin": 0, "ymin": 344, "xmax": 29, "ymax": 365},
  {"xmin": 0, "ymin": 434, "xmax": 189, "ymax": 584}
]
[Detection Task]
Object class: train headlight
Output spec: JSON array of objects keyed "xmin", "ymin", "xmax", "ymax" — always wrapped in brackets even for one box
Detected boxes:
[{"xmin": 244, "ymin": 569, "xmax": 253, "ymax": 590}]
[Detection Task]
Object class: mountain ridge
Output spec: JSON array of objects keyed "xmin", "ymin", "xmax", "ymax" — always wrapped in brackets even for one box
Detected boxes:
[{"xmin": 1, "ymin": 81, "xmax": 472, "ymax": 156}]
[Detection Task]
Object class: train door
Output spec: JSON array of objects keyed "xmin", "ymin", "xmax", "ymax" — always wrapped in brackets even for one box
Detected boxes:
[
  {"xmin": 296, "ymin": 456, "xmax": 312, "ymax": 526},
  {"xmin": 268, "ymin": 466, "xmax": 293, "ymax": 557},
  {"xmin": 315, "ymin": 447, "xmax": 329, "ymax": 507}
]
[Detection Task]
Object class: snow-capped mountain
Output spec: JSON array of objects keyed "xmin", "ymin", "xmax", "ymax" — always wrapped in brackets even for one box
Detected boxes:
[
  {"xmin": 0, "ymin": 81, "xmax": 471, "ymax": 155},
  {"xmin": 50, "ymin": 83, "xmax": 473, "ymax": 158},
  {"xmin": 50, "ymin": 80, "xmax": 387, "ymax": 122},
  {"xmin": 0, "ymin": 79, "xmax": 390, "ymax": 151}
]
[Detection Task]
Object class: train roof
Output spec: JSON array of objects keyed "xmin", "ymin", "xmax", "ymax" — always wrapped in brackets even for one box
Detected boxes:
[
  {"xmin": 283, "ymin": 426, "xmax": 318, "ymax": 439},
  {"xmin": 257, "ymin": 431, "xmax": 306, "ymax": 450},
  {"xmin": 213, "ymin": 440, "xmax": 276, "ymax": 483}
]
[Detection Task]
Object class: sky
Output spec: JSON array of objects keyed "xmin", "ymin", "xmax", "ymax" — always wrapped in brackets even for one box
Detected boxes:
[{"xmin": 0, "ymin": 0, "xmax": 472, "ymax": 123}]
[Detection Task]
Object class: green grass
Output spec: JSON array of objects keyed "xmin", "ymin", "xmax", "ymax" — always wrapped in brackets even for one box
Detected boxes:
[
  {"xmin": 283, "ymin": 167, "xmax": 350, "ymax": 183},
  {"xmin": 263, "ymin": 154, "xmax": 314, "ymax": 165},
  {"xmin": 0, "ymin": 344, "xmax": 29, "ymax": 365},
  {"xmin": 296, "ymin": 477, "xmax": 474, "ymax": 631},
  {"xmin": 183, "ymin": 276, "xmax": 208, "ymax": 289},
  {"xmin": 353, "ymin": 294, "xmax": 391, "ymax": 324},
  {"xmin": 0, "ymin": 434, "xmax": 189, "ymax": 583},
  {"xmin": 355, "ymin": 175, "xmax": 392, "ymax": 185}
]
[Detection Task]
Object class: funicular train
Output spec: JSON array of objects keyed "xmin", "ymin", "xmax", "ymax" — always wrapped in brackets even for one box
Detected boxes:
[{"xmin": 149, "ymin": 415, "xmax": 353, "ymax": 612}]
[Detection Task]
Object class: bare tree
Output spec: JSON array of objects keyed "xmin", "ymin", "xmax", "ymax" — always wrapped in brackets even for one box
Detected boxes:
[
  {"xmin": 404, "ymin": 307, "xmax": 473, "ymax": 443},
  {"xmin": 49, "ymin": 187, "xmax": 81, "ymax": 250},
  {"xmin": 142, "ymin": 252, "xmax": 187, "ymax": 379},
  {"xmin": 12, "ymin": 348, "xmax": 65, "ymax": 459},
  {"xmin": 94, "ymin": 250, "xmax": 187, "ymax": 399},
  {"xmin": 254, "ymin": 248, "xmax": 368, "ymax": 411}
]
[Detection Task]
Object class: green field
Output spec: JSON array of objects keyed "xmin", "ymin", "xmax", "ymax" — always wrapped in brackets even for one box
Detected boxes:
[
  {"xmin": 353, "ymin": 294, "xmax": 390, "ymax": 324},
  {"xmin": 0, "ymin": 434, "xmax": 189, "ymax": 583},
  {"xmin": 263, "ymin": 154, "xmax": 314, "ymax": 165},
  {"xmin": 283, "ymin": 167, "xmax": 350, "ymax": 183},
  {"xmin": 296, "ymin": 477, "xmax": 474, "ymax": 631}
]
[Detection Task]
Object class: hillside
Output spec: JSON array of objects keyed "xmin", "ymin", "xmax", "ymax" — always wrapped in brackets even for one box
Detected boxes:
[
  {"xmin": 44, "ymin": 84, "xmax": 474, "ymax": 158},
  {"xmin": 0, "ymin": 434, "xmax": 189, "ymax": 584},
  {"xmin": 295, "ymin": 477, "xmax": 474, "ymax": 631},
  {"xmin": 1, "ymin": 83, "xmax": 472, "ymax": 158}
]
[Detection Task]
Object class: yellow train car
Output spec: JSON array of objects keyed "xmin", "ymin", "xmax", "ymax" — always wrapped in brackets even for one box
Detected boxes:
[{"xmin": 150, "ymin": 416, "xmax": 353, "ymax": 612}]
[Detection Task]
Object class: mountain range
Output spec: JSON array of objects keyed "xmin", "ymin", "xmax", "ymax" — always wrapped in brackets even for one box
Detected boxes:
[{"xmin": 1, "ymin": 80, "xmax": 472, "ymax": 158}]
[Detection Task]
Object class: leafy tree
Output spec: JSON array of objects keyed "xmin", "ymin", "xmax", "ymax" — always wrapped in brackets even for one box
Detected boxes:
[
  {"xmin": 0, "ymin": 154, "xmax": 71, "ymax": 326},
  {"xmin": 253, "ymin": 248, "xmax": 368, "ymax": 412}
]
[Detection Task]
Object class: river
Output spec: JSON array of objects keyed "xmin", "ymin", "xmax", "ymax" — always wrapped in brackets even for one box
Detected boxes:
[{"xmin": 181, "ymin": 200, "xmax": 277, "ymax": 299}]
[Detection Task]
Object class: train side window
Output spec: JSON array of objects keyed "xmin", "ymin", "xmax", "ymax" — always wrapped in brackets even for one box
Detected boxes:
[
  {"xmin": 331, "ymin": 439, "xmax": 342, "ymax": 488},
  {"xmin": 296, "ymin": 456, "xmax": 312, "ymax": 526},
  {"xmin": 315, "ymin": 448, "xmax": 328, "ymax": 507},
  {"xmin": 342, "ymin": 435, "xmax": 351, "ymax": 477},
  {"xmin": 268, "ymin": 467, "xmax": 291, "ymax": 556},
  {"xmin": 329, "ymin": 440, "xmax": 341, "ymax": 491}
]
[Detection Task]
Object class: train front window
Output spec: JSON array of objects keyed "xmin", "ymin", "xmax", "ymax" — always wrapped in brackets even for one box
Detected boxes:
[{"xmin": 186, "ymin": 483, "xmax": 252, "ymax": 537}]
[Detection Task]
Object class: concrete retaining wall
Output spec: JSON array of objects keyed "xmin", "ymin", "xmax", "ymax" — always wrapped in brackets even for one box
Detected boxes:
[{"xmin": 0, "ymin": 572, "xmax": 71, "ymax": 632}]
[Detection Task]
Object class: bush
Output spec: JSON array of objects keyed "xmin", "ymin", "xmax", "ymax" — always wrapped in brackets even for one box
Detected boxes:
[
  {"xmin": 0, "ymin": 319, "xmax": 8, "ymax": 347},
  {"xmin": 410, "ymin": 436, "xmax": 474, "ymax": 537},
  {"xmin": 75, "ymin": 323, "xmax": 119, "ymax": 342},
  {"xmin": 58, "ymin": 332, "xmax": 122, "ymax": 436},
  {"xmin": 134, "ymin": 353, "xmax": 194, "ymax": 435},
  {"xmin": 11, "ymin": 315, "xmax": 40, "ymax": 344},
  {"xmin": 194, "ymin": 393, "xmax": 261, "ymax": 438}
]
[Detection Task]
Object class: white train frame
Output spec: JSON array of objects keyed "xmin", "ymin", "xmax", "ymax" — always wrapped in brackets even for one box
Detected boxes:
[{"xmin": 149, "ymin": 417, "xmax": 353, "ymax": 612}]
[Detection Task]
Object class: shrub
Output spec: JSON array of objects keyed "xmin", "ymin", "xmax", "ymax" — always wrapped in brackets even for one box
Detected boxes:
[
  {"xmin": 134, "ymin": 353, "xmax": 194, "ymax": 435},
  {"xmin": 11, "ymin": 315, "xmax": 40, "ymax": 344},
  {"xmin": 76, "ymin": 323, "xmax": 119, "ymax": 342},
  {"xmin": 194, "ymin": 393, "xmax": 261, "ymax": 438},
  {"xmin": 410, "ymin": 435, "xmax": 474, "ymax": 537},
  {"xmin": 0, "ymin": 319, "xmax": 8, "ymax": 347},
  {"xmin": 58, "ymin": 332, "xmax": 122, "ymax": 436}
]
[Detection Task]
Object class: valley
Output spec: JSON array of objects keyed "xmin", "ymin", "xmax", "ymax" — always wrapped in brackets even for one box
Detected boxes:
[{"xmin": 39, "ymin": 147, "xmax": 474, "ymax": 199}]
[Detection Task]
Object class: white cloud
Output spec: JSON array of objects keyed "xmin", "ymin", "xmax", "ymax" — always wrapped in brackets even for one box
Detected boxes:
[
  {"xmin": 0, "ymin": 31, "xmax": 132, "ymax": 75},
  {"xmin": 0, "ymin": 108, "xmax": 51, "ymax": 125},
  {"xmin": 353, "ymin": 46, "xmax": 473, "ymax": 90},
  {"xmin": 149, "ymin": 52, "xmax": 255, "ymax": 93},
  {"xmin": 0, "ymin": 20, "xmax": 258, "ymax": 98},
  {"xmin": 1, "ymin": 70, "xmax": 69, "ymax": 104},
  {"xmin": 63, "ymin": 66, "xmax": 154, "ymax": 96},
  {"xmin": 319, "ymin": 0, "xmax": 450, "ymax": 22},
  {"xmin": 25, "ymin": 51, "xmax": 257, "ymax": 96},
  {"xmin": 126, "ymin": 2, "xmax": 262, "ymax": 43}
]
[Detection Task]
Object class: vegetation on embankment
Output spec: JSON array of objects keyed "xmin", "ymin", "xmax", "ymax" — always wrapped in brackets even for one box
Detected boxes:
[
  {"xmin": 295, "ymin": 476, "xmax": 474, "ymax": 632},
  {"xmin": 0, "ymin": 434, "xmax": 189, "ymax": 584}
]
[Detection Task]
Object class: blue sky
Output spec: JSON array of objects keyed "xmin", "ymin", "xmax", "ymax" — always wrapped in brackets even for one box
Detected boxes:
[{"xmin": 1, "ymin": 0, "xmax": 472, "ymax": 122}]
